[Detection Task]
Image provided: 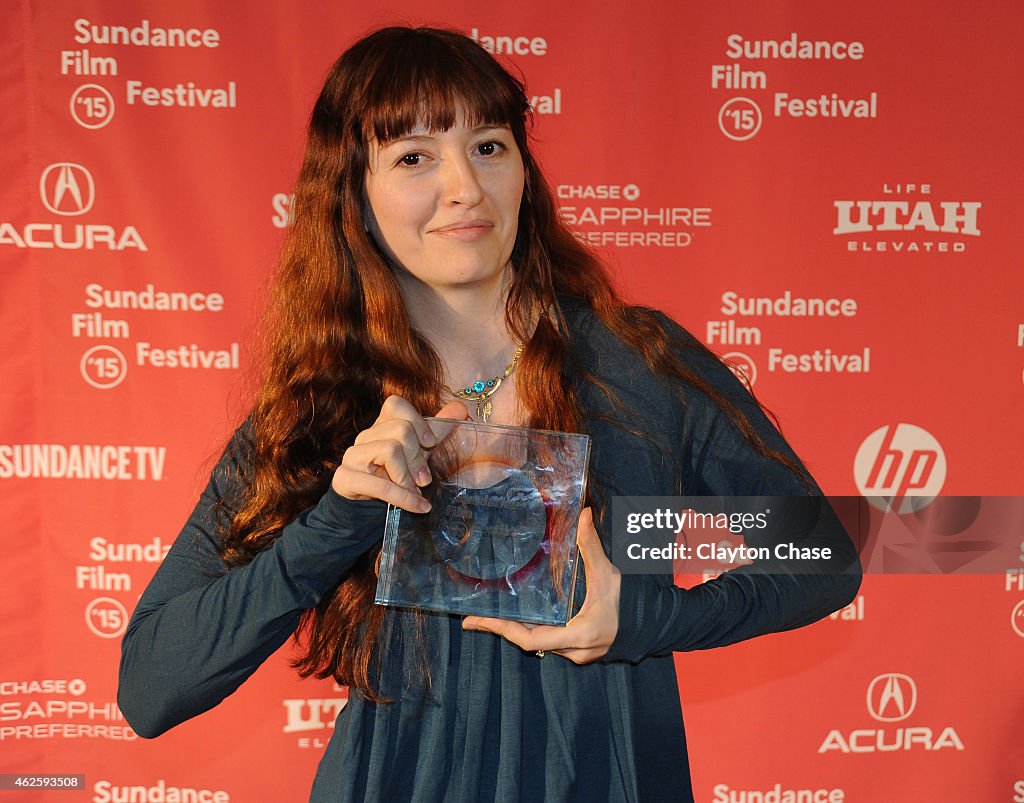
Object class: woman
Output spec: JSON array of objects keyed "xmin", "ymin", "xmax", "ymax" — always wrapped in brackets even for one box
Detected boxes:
[{"xmin": 118, "ymin": 26, "xmax": 860, "ymax": 802}]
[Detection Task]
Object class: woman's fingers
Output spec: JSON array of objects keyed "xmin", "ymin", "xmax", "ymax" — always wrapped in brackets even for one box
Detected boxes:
[
  {"xmin": 340, "ymin": 438, "xmax": 422, "ymax": 493},
  {"xmin": 331, "ymin": 393, "xmax": 504, "ymax": 513},
  {"xmin": 567, "ymin": 509, "xmax": 621, "ymax": 657},
  {"xmin": 460, "ymin": 618, "xmax": 606, "ymax": 664},
  {"xmin": 462, "ymin": 618, "xmax": 564, "ymax": 653},
  {"xmin": 433, "ymin": 400, "xmax": 471, "ymax": 422},
  {"xmin": 418, "ymin": 401, "xmax": 471, "ymax": 469},
  {"xmin": 334, "ymin": 395, "xmax": 446, "ymax": 506},
  {"xmin": 378, "ymin": 395, "xmax": 443, "ymax": 447},
  {"xmin": 354, "ymin": 419, "xmax": 432, "ymax": 487},
  {"xmin": 574, "ymin": 508, "xmax": 606, "ymax": 576},
  {"xmin": 332, "ymin": 464, "xmax": 431, "ymax": 513},
  {"xmin": 462, "ymin": 507, "xmax": 621, "ymax": 664}
]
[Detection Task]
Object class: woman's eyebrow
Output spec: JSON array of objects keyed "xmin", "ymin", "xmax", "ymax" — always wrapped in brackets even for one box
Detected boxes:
[{"xmin": 383, "ymin": 134, "xmax": 434, "ymax": 147}]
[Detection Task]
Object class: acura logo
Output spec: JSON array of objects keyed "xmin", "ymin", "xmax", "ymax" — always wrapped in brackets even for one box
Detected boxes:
[
  {"xmin": 866, "ymin": 673, "xmax": 917, "ymax": 722},
  {"xmin": 39, "ymin": 163, "xmax": 95, "ymax": 216}
]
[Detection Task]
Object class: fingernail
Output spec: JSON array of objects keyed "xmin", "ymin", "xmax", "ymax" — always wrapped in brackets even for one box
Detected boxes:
[
  {"xmin": 416, "ymin": 497, "xmax": 432, "ymax": 513},
  {"xmin": 417, "ymin": 467, "xmax": 431, "ymax": 486},
  {"xmin": 422, "ymin": 430, "xmax": 437, "ymax": 447}
]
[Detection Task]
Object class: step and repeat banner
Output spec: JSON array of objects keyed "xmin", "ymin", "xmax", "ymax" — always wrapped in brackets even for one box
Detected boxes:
[{"xmin": 2, "ymin": 0, "xmax": 1022, "ymax": 800}]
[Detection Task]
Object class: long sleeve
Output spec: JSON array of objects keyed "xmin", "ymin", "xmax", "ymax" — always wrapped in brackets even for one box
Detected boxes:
[
  {"xmin": 598, "ymin": 312, "xmax": 862, "ymax": 663},
  {"xmin": 605, "ymin": 526, "xmax": 861, "ymax": 662},
  {"xmin": 117, "ymin": 431, "xmax": 387, "ymax": 738}
]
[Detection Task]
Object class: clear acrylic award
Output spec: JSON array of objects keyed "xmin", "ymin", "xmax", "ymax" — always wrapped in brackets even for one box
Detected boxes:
[{"xmin": 374, "ymin": 418, "xmax": 591, "ymax": 625}]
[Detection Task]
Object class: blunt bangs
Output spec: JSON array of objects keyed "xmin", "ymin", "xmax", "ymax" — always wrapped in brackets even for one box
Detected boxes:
[{"xmin": 353, "ymin": 28, "xmax": 530, "ymax": 144}]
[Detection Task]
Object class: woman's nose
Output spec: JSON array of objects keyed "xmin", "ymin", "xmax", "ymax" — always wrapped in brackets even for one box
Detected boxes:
[{"xmin": 440, "ymin": 155, "xmax": 485, "ymax": 207}]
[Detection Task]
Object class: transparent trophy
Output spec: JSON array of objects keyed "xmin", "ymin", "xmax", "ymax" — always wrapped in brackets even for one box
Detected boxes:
[{"xmin": 374, "ymin": 418, "xmax": 591, "ymax": 625}]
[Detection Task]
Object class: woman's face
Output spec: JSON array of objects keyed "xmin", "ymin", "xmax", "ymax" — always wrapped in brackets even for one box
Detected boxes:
[{"xmin": 364, "ymin": 120, "xmax": 525, "ymax": 293}]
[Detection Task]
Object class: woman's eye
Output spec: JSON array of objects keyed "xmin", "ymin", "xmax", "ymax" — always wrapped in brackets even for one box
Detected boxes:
[
  {"xmin": 399, "ymin": 153, "xmax": 421, "ymax": 166},
  {"xmin": 476, "ymin": 141, "xmax": 502, "ymax": 156}
]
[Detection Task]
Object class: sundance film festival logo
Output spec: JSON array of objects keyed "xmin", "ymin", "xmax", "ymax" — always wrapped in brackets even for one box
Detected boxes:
[
  {"xmin": 1012, "ymin": 600, "xmax": 1024, "ymax": 639},
  {"xmin": 0, "ymin": 163, "xmax": 146, "ymax": 251},
  {"xmin": 721, "ymin": 351, "xmax": 757, "ymax": 389},
  {"xmin": 711, "ymin": 34, "xmax": 876, "ymax": 141},
  {"xmin": 819, "ymin": 673, "xmax": 964, "ymax": 753},
  {"xmin": 40, "ymin": 163, "xmax": 94, "ymax": 215},
  {"xmin": 854, "ymin": 424, "xmax": 946, "ymax": 512}
]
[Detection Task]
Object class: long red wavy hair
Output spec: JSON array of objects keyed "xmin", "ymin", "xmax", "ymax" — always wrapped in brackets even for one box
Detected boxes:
[{"xmin": 217, "ymin": 26, "xmax": 803, "ymax": 701}]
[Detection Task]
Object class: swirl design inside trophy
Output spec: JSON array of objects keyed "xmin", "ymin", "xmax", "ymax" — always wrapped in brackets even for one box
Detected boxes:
[{"xmin": 434, "ymin": 468, "xmax": 548, "ymax": 581}]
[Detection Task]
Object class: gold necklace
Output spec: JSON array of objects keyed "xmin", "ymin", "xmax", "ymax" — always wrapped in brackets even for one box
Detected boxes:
[{"xmin": 441, "ymin": 344, "xmax": 524, "ymax": 423}]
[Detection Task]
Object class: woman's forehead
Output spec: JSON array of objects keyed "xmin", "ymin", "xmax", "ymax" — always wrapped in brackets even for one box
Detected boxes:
[
  {"xmin": 367, "ymin": 106, "xmax": 513, "ymax": 145},
  {"xmin": 375, "ymin": 120, "xmax": 511, "ymax": 144},
  {"xmin": 362, "ymin": 83, "xmax": 520, "ymax": 136}
]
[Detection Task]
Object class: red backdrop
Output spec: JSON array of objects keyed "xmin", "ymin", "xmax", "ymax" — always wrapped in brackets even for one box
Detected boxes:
[{"xmin": 2, "ymin": 1, "xmax": 1022, "ymax": 801}]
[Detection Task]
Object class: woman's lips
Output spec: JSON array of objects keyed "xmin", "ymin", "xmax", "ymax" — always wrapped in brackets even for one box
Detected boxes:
[{"xmin": 431, "ymin": 221, "xmax": 494, "ymax": 241}]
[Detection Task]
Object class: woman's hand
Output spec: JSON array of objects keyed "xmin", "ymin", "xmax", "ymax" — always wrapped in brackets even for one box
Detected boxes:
[
  {"xmin": 332, "ymin": 395, "xmax": 469, "ymax": 512},
  {"xmin": 462, "ymin": 507, "xmax": 621, "ymax": 664}
]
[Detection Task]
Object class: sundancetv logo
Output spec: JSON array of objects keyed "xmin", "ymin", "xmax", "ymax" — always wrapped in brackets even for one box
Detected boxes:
[
  {"xmin": 0, "ymin": 163, "xmax": 147, "ymax": 251},
  {"xmin": 819, "ymin": 673, "xmax": 963, "ymax": 753}
]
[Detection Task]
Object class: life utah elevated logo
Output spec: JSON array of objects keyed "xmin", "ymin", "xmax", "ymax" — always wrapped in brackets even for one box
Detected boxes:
[{"xmin": 834, "ymin": 181, "xmax": 980, "ymax": 254}]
